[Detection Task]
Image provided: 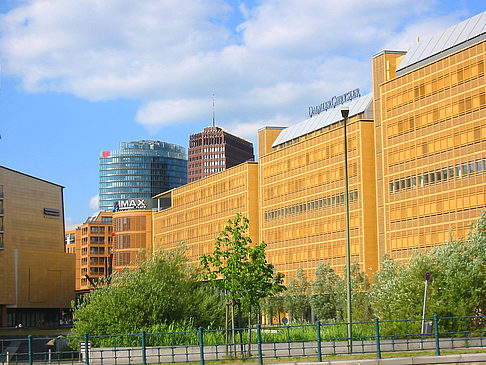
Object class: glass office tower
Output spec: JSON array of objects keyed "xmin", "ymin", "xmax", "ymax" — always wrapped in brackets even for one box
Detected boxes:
[{"xmin": 99, "ymin": 140, "xmax": 187, "ymax": 211}]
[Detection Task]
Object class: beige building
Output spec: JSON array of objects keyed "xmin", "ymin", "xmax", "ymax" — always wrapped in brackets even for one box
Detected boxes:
[{"xmin": 0, "ymin": 166, "xmax": 75, "ymax": 327}]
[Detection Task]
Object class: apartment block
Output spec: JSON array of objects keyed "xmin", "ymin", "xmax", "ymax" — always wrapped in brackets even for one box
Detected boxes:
[{"xmin": 75, "ymin": 212, "xmax": 113, "ymax": 291}]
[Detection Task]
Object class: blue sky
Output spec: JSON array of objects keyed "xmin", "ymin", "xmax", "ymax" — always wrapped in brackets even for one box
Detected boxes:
[{"xmin": 0, "ymin": 0, "xmax": 484, "ymax": 226}]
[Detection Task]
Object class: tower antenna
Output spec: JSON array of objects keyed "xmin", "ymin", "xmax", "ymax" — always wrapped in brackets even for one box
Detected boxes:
[{"xmin": 212, "ymin": 94, "xmax": 215, "ymax": 127}]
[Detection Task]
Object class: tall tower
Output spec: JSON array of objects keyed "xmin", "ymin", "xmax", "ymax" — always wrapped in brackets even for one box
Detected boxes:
[
  {"xmin": 187, "ymin": 126, "xmax": 254, "ymax": 183},
  {"xmin": 99, "ymin": 140, "xmax": 187, "ymax": 211}
]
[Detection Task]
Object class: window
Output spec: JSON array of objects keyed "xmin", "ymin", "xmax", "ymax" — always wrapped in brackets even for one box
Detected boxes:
[{"xmin": 0, "ymin": 233, "xmax": 3, "ymax": 249}]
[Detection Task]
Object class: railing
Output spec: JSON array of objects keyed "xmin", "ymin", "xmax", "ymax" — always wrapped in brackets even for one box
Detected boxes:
[{"xmin": 1, "ymin": 315, "xmax": 485, "ymax": 364}]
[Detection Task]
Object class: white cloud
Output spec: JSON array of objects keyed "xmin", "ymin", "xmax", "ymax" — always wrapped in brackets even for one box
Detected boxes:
[
  {"xmin": 0, "ymin": 0, "xmax": 473, "ymax": 131},
  {"xmin": 88, "ymin": 194, "xmax": 99, "ymax": 210}
]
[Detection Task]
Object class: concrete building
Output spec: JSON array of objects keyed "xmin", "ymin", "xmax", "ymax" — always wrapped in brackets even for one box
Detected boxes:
[
  {"xmin": 0, "ymin": 166, "xmax": 75, "ymax": 327},
  {"xmin": 188, "ymin": 126, "xmax": 254, "ymax": 183}
]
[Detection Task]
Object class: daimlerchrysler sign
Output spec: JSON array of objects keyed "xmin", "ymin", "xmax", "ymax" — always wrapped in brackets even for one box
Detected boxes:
[
  {"xmin": 309, "ymin": 88, "xmax": 360, "ymax": 118},
  {"xmin": 114, "ymin": 198, "xmax": 154, "ymax": 211}
]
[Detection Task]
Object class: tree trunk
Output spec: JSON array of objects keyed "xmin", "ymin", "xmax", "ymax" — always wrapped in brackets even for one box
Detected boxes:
[
  {"xmin": 238, "ymin": 302, "xmax": 244, "ymax": 356},
  {"xmin": 231, "ymin": 296, "xmax": 236, "ymax": 358},
  {"xmin": 225, "ymin": 301, "xmax": 229, "ymax": 356},
  {"xmin": 247, "ymin": 306, "xmax": 252, "ymax": 357}
]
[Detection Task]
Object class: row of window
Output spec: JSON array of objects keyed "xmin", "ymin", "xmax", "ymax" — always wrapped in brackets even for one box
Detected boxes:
[
  {"xmin": 81, "ymin": 247, "xmax": 106, "ymax": 255},
  {"xmin": 389, "ymin": 157, "xmax": 486, "ymax": 194},
  {"xmin": 264, "ymin": 190, "xmax": 359, "ymax": 222}
]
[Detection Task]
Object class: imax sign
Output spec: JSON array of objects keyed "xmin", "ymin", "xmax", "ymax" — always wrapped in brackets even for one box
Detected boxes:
[{"xmin": 114, "ymin": 199, "xmax": 151, "ymax": 211}]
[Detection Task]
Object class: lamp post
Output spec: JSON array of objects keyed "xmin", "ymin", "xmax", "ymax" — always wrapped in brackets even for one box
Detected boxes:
[{"xmin": 341, "ymin": 105, "xmax": 352, "ymax": 352}]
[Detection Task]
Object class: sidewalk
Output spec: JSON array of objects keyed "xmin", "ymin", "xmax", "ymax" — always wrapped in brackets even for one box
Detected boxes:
[{"xmin": 277, "ymin": 352, "xmax": 486, "ymax": 364}]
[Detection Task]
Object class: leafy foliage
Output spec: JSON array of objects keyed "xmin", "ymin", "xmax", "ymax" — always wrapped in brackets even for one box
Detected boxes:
[
  {"xmin": 71, "ymin": 247, "xmax": 224, "ymax": 337},
  {"xmin": 311, "ymin": 263, "xmax": 343, "ymax": 321},
  {"xmin": 200, "ymin": 213, "xmax": 285, "ymax": 309},
  {"xmin": 284, "ymin": 268, "xmax": 311, "ymax": 322},
  {"xmin": 371, "ymin": 211, "xmax": 486, "ymax": 321}
]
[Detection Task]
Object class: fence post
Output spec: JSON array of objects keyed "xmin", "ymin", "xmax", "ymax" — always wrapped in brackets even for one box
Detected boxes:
[
  {"xmin": 141, "ymin": 330, "xmax": 147, "ymax": 365},
  {"xmin": 257, "ymin": 324, "xmax": 263, "ymax": 365},
  {"xmin": 374, "ymin": 318, "xmax": 381, "ymax": 359},
  {"xmin": 433, "ymin": 314, "xmax": 440, "ymax": 356},
  {"xmin": 198, "ymin": 327, "xmax": 205, "ymax": 365},
  {"xmin": 84, "ymin": 333, "xmax": 89, "ymax": 365},
  {"xmin": 316, "ymin": 321, "xmax": 322, "ymax": 362},
  {"xmin": 28, "ymin": 335, "xmax": 33, "ymax": 365}
]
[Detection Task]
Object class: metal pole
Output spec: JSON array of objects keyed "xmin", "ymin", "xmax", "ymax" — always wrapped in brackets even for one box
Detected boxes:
[
  {"xmin": 374, "ymin": 318, "xmax": 381, "ymax": 359},
  {"xmin": 256, "ymin": 324, "xmax": 263, "ymax": 365},
  {"xmin": 141, "ymin": 330, "xmax": 146, "ymax": 365},
  {"xmin": 316, "ymin": 321, "xmax": 322, "ymax": 362},
  {"xmin": 434, "ymin": 314, "xmax": 440, "ymax": 356},
  {"xmin": 28, "ymin": 335, "xmax": 33, "ymax": 365},
  {"xmin": 198, "ymin": 327, "xmax": 205, "ymax": 365},
  {"xmin": 84, "ymin": 333, "xmax": 89, "ymax": 365},
  {"xmin": 421, "ymin": 278, "xmax": 429, "ymax": 333},
  {"xmin": 342, "ymin": 107, "xmax": 352, "ymax": 352}
]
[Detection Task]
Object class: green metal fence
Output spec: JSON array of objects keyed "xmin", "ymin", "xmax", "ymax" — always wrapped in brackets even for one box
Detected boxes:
[{"xmin": 1, "ymin": 315, "xmax": 485, "ymax": 364}]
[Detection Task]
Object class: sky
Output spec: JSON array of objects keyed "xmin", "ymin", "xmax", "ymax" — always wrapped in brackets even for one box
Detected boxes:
[{"xmin": 0, "ymin": 0, "xmax": 484, "ymax": 226}]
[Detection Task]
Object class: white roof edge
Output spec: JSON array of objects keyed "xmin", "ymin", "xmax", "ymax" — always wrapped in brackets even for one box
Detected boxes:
[{"xmin": 271, "ymin": 93, "xmax": 373, "ymax": 148}]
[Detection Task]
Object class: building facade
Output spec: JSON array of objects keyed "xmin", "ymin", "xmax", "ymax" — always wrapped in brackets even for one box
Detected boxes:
[
  {"xmin": 112, "ymin": 209, "xmax": 152, "ymax": 271},
  {"xmin": 373, "ymin": 11, "xmax": 486, "ymax": 263},
  {"xmin": 188, "ymin": 126, "xmax": 254, "ymax": 182},
  {"xmin": 153, "ymin": 162, "xmax": 259, "ymax": 265},
  {"xmin": 0, "ymin": 166, "xmax": 75, "ymax": 327},
  {"xmin": 65, "ymin": 229, "xmax": 76, "ymax": 254},
  {"xmin": 74, "ymin": 212, "xmax": 114, "ymax": 292},
  {"xmin": 99, "ymin": 140, "xmax": 187, "ymax": 212},
  {"xmin": 259, "ymin": 94, "xmax": 378, "ymax": 279}
]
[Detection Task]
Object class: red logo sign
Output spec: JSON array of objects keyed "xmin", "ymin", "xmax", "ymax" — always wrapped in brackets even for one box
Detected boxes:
[{"xmin": 102, "ymin": 151, "xmax": 110, "ymax": 157}]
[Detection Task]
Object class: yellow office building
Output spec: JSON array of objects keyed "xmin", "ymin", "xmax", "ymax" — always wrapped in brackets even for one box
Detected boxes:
[
  {"xmin": 151, "ymin": 11, "xmax": 486, "ymax": 279},
  {"xmin": 153, "ymin": 162, "xmax": 259, "ymax": 265},
  {"xmin": 258, "ymin": 94, "xmax": 378, "ymax": 280},
  {"xmin": 373, "ymin": 12, "xmax": 486, "ymax": 263}
]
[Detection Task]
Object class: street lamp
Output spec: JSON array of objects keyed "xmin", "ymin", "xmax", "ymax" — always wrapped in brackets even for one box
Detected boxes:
[{"xmin": 341, "ymin": 105, "xmax": 352, "ymax": 352}]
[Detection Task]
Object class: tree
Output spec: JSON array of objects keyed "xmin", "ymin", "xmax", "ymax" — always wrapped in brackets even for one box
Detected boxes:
[
  {"xmin": 72, "ymin": 246, "xmax": 225, "ymax": 340},
  {"xmin": 311, "ymin": 263, "xmax": 343, "ymax": 321},
  {"xmin": 370, "ymin": 211, "xmax": 486, "ymax": 323},
  {"xmin": 284, "ymin": 268, "xmax": 311, "ymax": 323},
  {"xmin": 200, "ymin": 213, "xmax": 285, "ymax": 352}
]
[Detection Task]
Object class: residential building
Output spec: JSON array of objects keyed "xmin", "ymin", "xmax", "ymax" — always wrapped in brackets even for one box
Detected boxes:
[
  {"xmin": 0, "ymin": 166, "xmax": 75, "ymax": 327},
  {"xmin": 75, "ymin": 212, "xmax": 113, "ymax": 292},
  {"xmin": 188, "ymin": 126, "xmax": 254, "ymax": 182},
  {"xmin": 99, "ymin": 140, "xmax": 187, "ymax": 212},
  {"xmin": 65, "ymin": 229, "xmax": 76, "ymax": 254}
]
